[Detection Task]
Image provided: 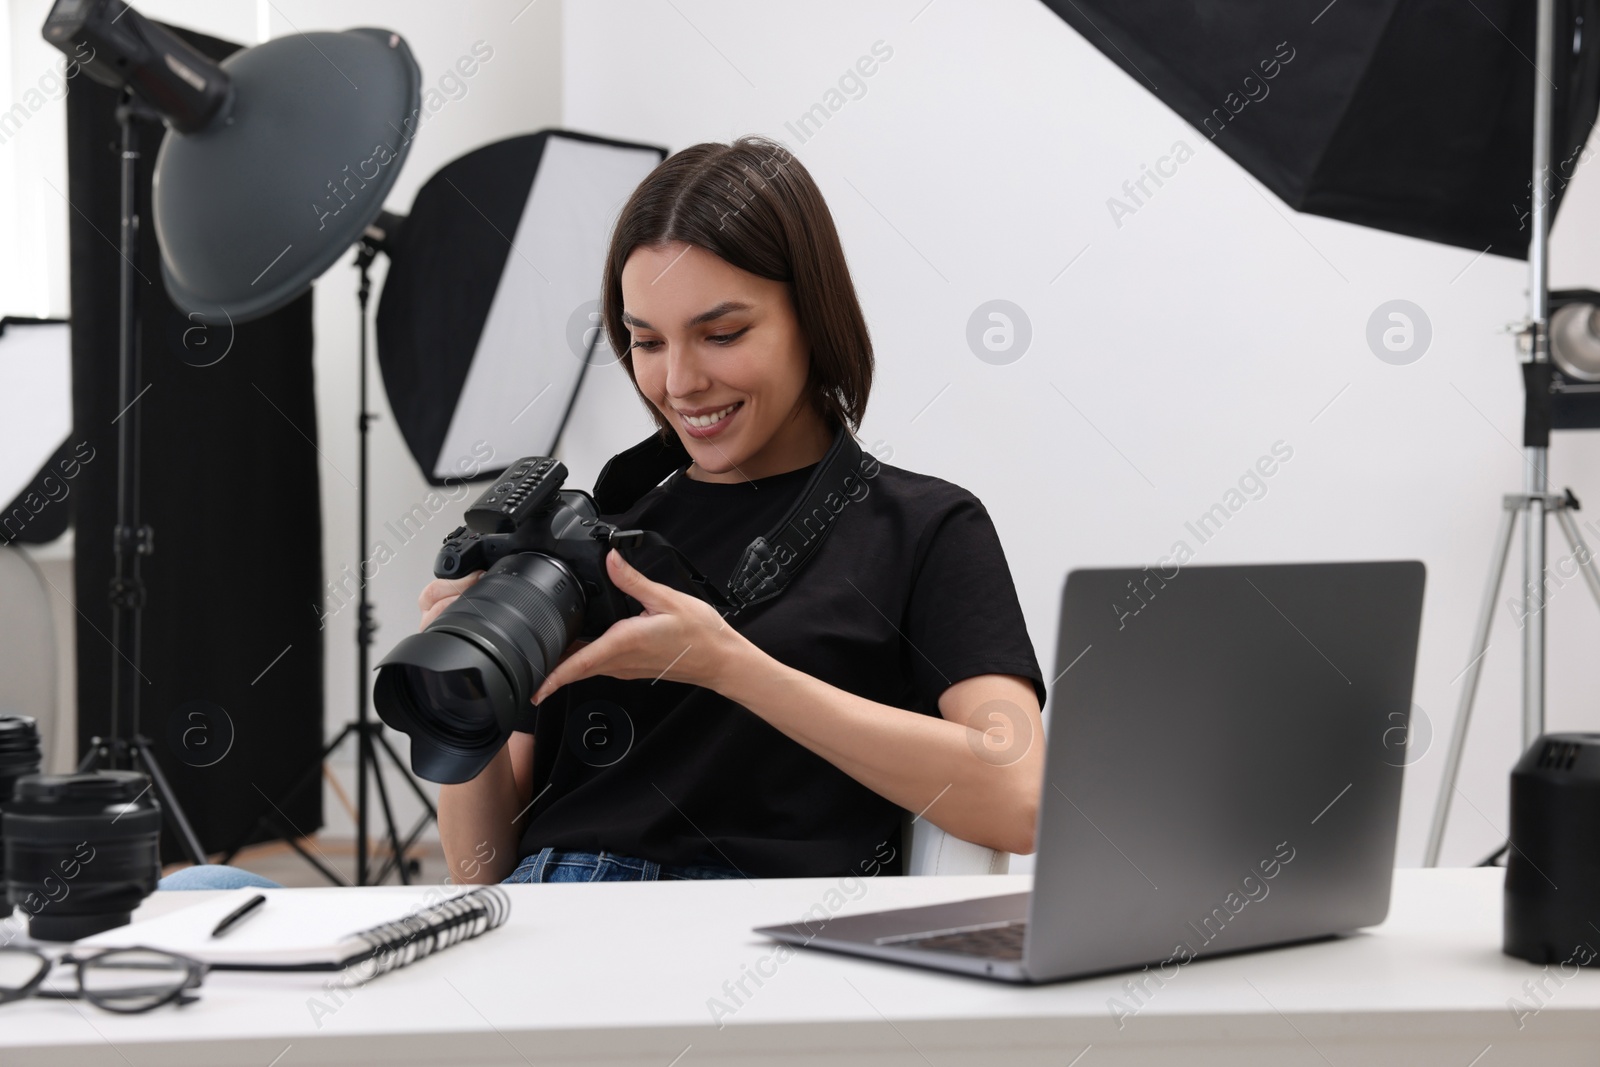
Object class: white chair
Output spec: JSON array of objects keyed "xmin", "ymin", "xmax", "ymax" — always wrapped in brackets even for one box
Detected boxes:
[
  {"xmin": 902, "ymin": 810, "xmax": 1009, "ymax": 876},
  {"xmin": 0, "ymin": 544, "xmax": 59, "ymax": 764}
]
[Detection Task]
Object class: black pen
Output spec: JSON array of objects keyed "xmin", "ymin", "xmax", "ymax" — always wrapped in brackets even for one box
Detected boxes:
[{"xmin": 210, "ymin": 893, "xmax": 267, "ymax": 938}]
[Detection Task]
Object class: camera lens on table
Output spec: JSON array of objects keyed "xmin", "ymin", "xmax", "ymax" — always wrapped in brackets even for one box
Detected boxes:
[
  {"xmin": 2, "ymin": 770, "xmax": 162, "ymax": 941},
  {"xmin": 0, "ymin": 716, "xmax": 43, "ymax": 922}
]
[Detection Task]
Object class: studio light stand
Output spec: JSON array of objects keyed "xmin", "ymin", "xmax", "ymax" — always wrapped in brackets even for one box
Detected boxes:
[
  {"xmin": 44, "ymin": 0, "xmax": 422, "ymax": 881},
  {"xmin": 1424, "ymin": 0, "xmax": 1600, "ymax": 866},
  {"xmin": 73, "ymin": 93, "xmax": 208, "ymax": 867},
  {"xmin": 219, "ymin": 217, "xmax": 437, "ymax": 887}
]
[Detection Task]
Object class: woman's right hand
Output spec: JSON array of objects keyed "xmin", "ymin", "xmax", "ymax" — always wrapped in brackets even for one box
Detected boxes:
[
  {"xmin": 536, "ymin": 637, "xmax": 592, "ymax": 704},
  {"xmin": 418, "ymin": 571, "xmax": 485, "ymax": 631}
]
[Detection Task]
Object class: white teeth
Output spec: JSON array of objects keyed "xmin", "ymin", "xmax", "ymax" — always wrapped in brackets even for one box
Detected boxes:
[{"xmin": 684, "ymin": 403, "xmax": 739, "ymax": 428}]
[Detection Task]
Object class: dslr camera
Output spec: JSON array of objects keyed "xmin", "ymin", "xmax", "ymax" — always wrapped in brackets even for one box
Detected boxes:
[{"xmin": 374, "ymin": 456, "xmax": 658, "ymax": 784}]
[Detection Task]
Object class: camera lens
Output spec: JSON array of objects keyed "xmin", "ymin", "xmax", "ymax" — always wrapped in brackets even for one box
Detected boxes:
[
  {"xmin": 374, "ymin": 551, "xmax": 587, "ymax": 783},
  {"xmin": 2, "ymin": 770, "xmax": 162, "ymax": 941},
  {"xmin": 0, "ymin": 715, "xmax": 43, "ymax": 921},
  {"xmin": 401, "ymin": 665, "xmax": 497, "ymax": 746}
]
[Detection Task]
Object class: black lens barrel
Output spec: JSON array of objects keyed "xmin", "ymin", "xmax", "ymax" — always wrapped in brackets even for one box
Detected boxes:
[
  {"xmin": 0, "ymin": 715, "xmax": 43, "ymax": 920},
  {"xmin": 373, "ymin": 551, "xmax": 587, "ymax": 784},
  {"xmin": 3, "ymin": 771, "xmax": 162, "ymax": 942}
]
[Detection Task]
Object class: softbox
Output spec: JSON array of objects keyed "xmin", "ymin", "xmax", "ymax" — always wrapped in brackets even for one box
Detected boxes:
[
  {"xmin": 1040, "ymin": 0, "xmax": 1600, "ymax": 258},
  {"xmin": 376, "ymin": 130, "xmax": 666, "ymax": 485}
]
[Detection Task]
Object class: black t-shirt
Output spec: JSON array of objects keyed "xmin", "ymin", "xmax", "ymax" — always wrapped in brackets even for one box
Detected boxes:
[{"xmin": 513, "ymin": 454, "xmax": 1047, "ymax": 878}]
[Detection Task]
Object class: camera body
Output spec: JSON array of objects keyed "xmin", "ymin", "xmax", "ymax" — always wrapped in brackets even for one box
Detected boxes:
[{"xmin": 433, "ymin": 454, "xmax": 641, "ymax": 639}]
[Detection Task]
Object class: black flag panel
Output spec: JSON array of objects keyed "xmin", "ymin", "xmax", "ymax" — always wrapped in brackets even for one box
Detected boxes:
[{"xmin": 1040, "ymin": 0, "xmax": 1600, "ymax": 258}]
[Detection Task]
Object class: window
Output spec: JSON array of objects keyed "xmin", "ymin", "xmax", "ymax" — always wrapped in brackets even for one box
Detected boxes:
[{"xmin": 1, "ymin": 10, "xmax": 73, "ymax": 320}]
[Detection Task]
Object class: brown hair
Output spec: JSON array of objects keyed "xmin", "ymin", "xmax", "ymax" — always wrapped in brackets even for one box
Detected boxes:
[{"xmin": 600, "ymin": 135, "xmax": 873, "ymax": 440}]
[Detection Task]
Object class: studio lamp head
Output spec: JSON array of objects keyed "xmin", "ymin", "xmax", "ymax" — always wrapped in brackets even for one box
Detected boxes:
[
  {"xmin": 42, "ymin": 0, "xmax": 231, "ymax": 133},
  {"xmin": 1551, "ymin": 295, "xmax": 1600, "ymax": 384},
  {"xmin": 42, "ymin": 0, "xmax": 422, "ymax": 326}
]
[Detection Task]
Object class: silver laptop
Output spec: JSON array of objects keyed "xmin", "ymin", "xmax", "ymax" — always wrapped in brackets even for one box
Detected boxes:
[{"xmin": 753, "ymin": 560, "xmax": 1426, "ymax": 983}]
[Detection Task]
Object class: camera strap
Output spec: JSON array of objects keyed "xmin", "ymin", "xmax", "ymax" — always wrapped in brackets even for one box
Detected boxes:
[{"xmin": 591, "ymin": 422, "xmax": 875, "ymax": 619}]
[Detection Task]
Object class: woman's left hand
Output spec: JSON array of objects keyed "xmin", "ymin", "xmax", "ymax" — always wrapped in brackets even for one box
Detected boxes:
[{"xmin": 529, "ymin": 547, "xmax": 746, "ymax": 705}]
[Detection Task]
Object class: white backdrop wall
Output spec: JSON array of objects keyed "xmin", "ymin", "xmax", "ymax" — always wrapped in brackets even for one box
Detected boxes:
[{"xmin": 559, "ymin": 0, "xmax": 1600, "ymax": 875}]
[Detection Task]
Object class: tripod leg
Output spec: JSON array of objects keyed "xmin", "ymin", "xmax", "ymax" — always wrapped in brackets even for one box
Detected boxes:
[
  {"xmin": 217, "ymin": 723, "xmax": 356, "ymax": 868},
  {"xmin": 1523, "ymin": 467, "xmax": 1549, "ymax": 749},
  {"xmin": 368, "ymin": 733, "xmax": 439, "ymax": 884},
  {"xmin": 129, "ymin": 735, "xmax": 208, "ymax": 866},
  {"xmin": 76, "ymin": 738, "xmax": 107, "ymax": 772},
  {"xmin": 1554, "ymin": 508, "xmax": 1600, "ymax": 612},
  {"xmin": 373, "ymin": 812, "xmax": 437, "ymax": 887},
  {"xmin": 247, "ymin": 785, "xmax": 355, "ymax": 887},
  {"xmin": 235, "ymin": 810, "xmax": 350, "ymax": 887},
  {"xmin": 373, "ymin": 731, "xmax": 440, "ymax": 820},
  {"xmin": 359, "ymin": 729, "xmax": 412, "ymax": 886},
  {"xmin": 356, "ymin": 726, "xmax": 370, "ymax": 887},
  {"xmin": 1425, "ymin": 502, "xmax": 1519, "ymax": 867}
]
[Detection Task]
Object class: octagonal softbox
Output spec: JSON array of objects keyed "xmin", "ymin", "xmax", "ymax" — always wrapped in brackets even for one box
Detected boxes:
[{"xmin": 375, "ymin": 130, "xmax": 667, "ymax": 485}]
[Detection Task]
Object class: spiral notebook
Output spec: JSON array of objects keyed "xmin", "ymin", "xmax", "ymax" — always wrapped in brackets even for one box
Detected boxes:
[{"xmin": 75, "ymin": 885, "xmax": 512, "ymax": 974}]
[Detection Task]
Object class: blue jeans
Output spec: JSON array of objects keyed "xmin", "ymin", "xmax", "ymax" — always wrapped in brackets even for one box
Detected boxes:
[
  {"xmin": 502, "ymin": 847, "xmax": 745, "ymax": 883},
  {"xmin": 157, "ymin": 849, "xmax": 743, "ymax": 890},
  {"xmin": 158, "ymin": 864, "xmax": 285, "ymax": 890}
]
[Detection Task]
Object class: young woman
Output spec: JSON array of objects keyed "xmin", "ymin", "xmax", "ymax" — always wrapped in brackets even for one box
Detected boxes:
[
  {"xmin": 158, "ymin": 135, "xmax": 1045, "ymax": 891},
  {"xmin": 432, "ymin": 135, "xmax": 1047, "ymax": 886}
]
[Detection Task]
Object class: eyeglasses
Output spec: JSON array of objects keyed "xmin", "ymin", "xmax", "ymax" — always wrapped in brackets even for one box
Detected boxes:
[{"xmin": 0, "ymin": 945, "xmax": 207, "ymax": 1013}]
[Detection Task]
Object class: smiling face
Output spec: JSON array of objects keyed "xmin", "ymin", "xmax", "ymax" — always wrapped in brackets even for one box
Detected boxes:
[{"xmin": 621, "ymin": 241, "xmax": 834, "ymax": 483}]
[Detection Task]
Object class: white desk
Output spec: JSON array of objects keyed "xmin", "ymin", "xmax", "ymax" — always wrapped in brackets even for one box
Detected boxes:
[{"xmin": 2, "ymin": 868, "xmax": 1596, "ymax": 1066}]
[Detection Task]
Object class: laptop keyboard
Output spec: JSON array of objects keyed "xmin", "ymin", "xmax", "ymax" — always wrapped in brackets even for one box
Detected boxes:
[{"xmin": 875, "ymin": 919, "xmax": 1027, "ymax": 960}]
